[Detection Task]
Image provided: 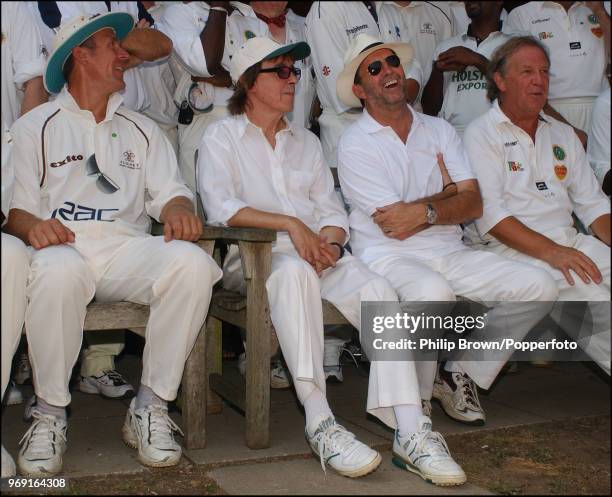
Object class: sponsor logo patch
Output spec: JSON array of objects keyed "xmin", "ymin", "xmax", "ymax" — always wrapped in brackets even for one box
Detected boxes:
[
  {"xmin": 532, "ymin": 18, "xmax": 550, "ymax": 24},
  {"xmin": 504, "ymin": 140, "xmax": 518, "ymax": 147},
  {"xmin": 539, "ymin": 32, "xmax": 554, "ymax": 40},
  {"xmin": 119, "ymin": 150, "xmax": 139, "ymax": 170},
  {"xmin": 322, "ymin": 65, "xmax": 330, "ymax": 77},
  {"xmin": 554, "ymin": 164, "xmax": 567, "ymax": 180},
  {"xmin": 346, "ymin": 24, "xmax": 368, "ymax": 36},
  {"xmin": 244, "ymin": 30, "xmax": 255, "ymax": 40},
  {"xmin": 420, "ymin": 22, "xmax": 436, "ymax": 35},
  {"xmin": 588, "ymin": 14, "xmax": 598, "ymax": 24},
  {"xmin": 49, "ymin": 154, "xmax": 84, "ymax": 168},
  {"xmin": 553, "ymin": 145, "xmax": 566, "ymax": 161},
  {"xmin": 536, "ymin": 181, "xmax": 548, "ymax": 191},
  {"xmin": 508, "ymin": 161, "xmax": 524, "ymax": 172}
]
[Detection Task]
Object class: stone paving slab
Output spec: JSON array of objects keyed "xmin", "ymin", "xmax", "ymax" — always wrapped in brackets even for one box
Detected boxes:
[{"xmin": 207, "ymin": 456, "xmax": 493, "ymax": 495}]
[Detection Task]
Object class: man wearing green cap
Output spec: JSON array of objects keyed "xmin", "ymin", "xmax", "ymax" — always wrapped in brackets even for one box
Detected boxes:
[{"xmin": 4, "ymin": 12, "xmax": 222, "ymax": 476}]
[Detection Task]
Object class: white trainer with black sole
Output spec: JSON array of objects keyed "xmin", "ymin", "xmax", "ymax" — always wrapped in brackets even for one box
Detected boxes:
[
  {"xmin": 306, "ymin": 415, "xmax": 382, "ymax": 477},
  {"xmin": 78, "ymin": 370, "xmax": 135, "ymax": 399},
  {"xmin": 392, "ymin": 415, "xmax": 466, "ymax": 486},
  {"xmin": 122, "ymin": 398, "xmax": 183, "ymax": 467},
  {"xmin": 432, "ymin": 369, "xmax": 485, "ymax": 426},
  {"xmin": 17, "ymin": 409, "xmax": 67, "ymax": 477}
]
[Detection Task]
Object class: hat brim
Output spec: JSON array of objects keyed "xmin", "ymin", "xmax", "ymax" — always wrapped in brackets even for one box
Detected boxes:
[
  {"xmin": 264, "ymin": 41, "xmax": 311, "ymax": 63},
  {"xmin": 337, "ymin": 42, "xmax": 413, "ymax": 108},
  {"xmin": 44, "ymin": 12, "xmax": 134, "ymax": 93}
]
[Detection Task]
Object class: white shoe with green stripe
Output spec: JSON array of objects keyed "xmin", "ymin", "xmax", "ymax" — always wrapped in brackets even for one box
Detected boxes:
[{"xmin": 392, "ymin": 415, "xmax": 466, "ymax": 486}]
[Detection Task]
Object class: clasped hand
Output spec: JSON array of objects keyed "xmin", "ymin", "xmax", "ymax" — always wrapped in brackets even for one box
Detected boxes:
[{"xmin": 287, "ymin": 219, "xmax": 341, "ymax": 276}]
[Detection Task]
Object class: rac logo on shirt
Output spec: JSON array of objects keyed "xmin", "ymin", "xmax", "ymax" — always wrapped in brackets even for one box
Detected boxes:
[{"xmin": 49, "ymin": 154, "xmax": 84, "ymax": 168}]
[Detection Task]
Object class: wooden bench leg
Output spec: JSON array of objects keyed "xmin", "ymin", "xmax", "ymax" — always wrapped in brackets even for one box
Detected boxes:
[
  {"xmin": 205, "ymin": 315, "xmax": 223, "ymax": 414},
  {"xmin": 240, "ymin": 241, "xmax": 272, "ymax": 449},
  {"xmin": 182, "ymin": 320, "xmax": 207, "ymax": 450}
]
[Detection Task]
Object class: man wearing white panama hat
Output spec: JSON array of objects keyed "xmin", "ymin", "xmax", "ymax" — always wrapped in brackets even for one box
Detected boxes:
[
  {"xmin": 4, "ymin": 12, "xmax": 222, "ymax": 476},
  {"xmin": 198, "ymin": 35, "xmax": 449, "ymax": 480},
  {"xmin": 336, "ymin": 33, "xmax": 559, "ymax": 484}
]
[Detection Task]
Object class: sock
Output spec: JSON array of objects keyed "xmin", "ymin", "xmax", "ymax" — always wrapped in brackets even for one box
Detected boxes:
[
  {"xmin": 394, "ymin": 403, "xmax": 422, "ymax": 437},
  {"xmin": 36, "ymin": 398, "xmax": 67, "ymax": 421},
  {"xmin": 135, "ymin": 385, "xmax": 166, "ymax": 410},
  {"xmin": 303, "ymin": 387, "xmax": 334, "ymax": 435}
]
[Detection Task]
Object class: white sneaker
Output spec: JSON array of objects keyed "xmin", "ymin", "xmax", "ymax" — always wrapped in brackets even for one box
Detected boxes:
[
  {"xmin": 237, "ymin": 353, "xmax": 291, "ymax": 389},
  {"xmin": 14, "ymin": 353, "xmax": 32, "ymax": 385},
  {"xmin": 392, "ymin": 415, "xmax": 466, "ymax": 486},
  {"xmin": 122, "ymin": 399, "xmax": 183, "ymax": 467},
  {"xmin": 2, "ymin": 444, "xmax": 16, "ymax": 478},
  {"xmin": 6, "ymin": 382, "xmax": 23, "ymax": 405},
  {"xmin": 17, "ymin": 409, "xmax": 67, "ymax": 477},
  {"xmin": 78, "ymin": 370, "xmax": 135, "ymax": 399},
  {"xmin": 306, "ymin": 415, "xmax": 381, "ymax": 478},
  {"xmin": 324, "ymin": 337, "xmax": 347, "ymax": 383},
  {"xmin": 421, "ymin": 399, "xmax": 432, "ymax": 418},
  {"xmin": 432, "ymin": 368, "xmax": 485, "ymax": 426}
]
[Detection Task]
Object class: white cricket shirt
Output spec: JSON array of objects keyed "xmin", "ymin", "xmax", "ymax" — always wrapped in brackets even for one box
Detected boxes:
[{"xmin": 587, "ymin": 88, "xmax": 611, "ymax": 187}]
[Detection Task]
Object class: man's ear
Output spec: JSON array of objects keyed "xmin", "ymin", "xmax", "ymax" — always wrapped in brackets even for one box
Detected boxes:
[
  {"xmin": 352, "ymin": 82, "xmax": 367, "ymax": 101},
  {"xmin": 492, "ymin": 71, "xmax": 506, "ymax": 93},
  {"xmin": 71, "ymin": 46, "xmax": 89, "ymax": 65}
]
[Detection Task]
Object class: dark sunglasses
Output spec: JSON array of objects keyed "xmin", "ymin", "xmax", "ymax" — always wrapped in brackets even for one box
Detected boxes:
[
  {"xmin": 86, "ymin": 154, "xmax": 120, "ymax": 194},
  {"xmin": 259, "ymin": 65, "xmax": 301, "ymax": 80},
  {"xmin": 367, "ymin": 54, "xmax": 401, "ymax": 76}
]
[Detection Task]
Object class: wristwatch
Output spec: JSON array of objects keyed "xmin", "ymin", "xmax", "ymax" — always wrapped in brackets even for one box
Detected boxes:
[
  {"xmin": 425, "ymin": 203, "xmax": 437, "ymax": 225},
  {"xmin": 330, "ymin": 242, "xmax": 345, "ymax": 259}
]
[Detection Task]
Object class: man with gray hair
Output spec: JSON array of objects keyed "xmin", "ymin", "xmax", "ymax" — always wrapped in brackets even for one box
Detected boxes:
[{"xmin": 463, "ymin": 36, "xmax": 611, "ymax": 374}]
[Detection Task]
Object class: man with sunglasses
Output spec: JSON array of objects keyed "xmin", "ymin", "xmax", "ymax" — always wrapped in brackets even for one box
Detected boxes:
[
  {"xmin": 199, "ymin": 36, "xmax": 431, "ymax": 480},
  {"xmin": 4, "ymin": 13, "xmax": 222, "ymax": 476},
  {"xmin": 336, "ymin": 34, "xmax": 559, "ymax": 483}
]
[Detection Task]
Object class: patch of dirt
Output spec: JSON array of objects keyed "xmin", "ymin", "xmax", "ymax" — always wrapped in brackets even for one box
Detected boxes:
[{"xmin": 447, "ymin": 415, "xmax": 611, "ymax": 495}]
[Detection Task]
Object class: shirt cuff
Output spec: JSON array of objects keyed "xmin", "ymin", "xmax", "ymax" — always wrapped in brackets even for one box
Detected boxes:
[{"xmin": 474, "ymin": 208, "xmax": 513, "ymax": 237}]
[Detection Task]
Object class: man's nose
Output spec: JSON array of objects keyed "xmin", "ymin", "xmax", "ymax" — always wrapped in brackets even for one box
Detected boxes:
[{"xmin": 116, "ymin": 45, "xmax": 130, "ymax": 60}]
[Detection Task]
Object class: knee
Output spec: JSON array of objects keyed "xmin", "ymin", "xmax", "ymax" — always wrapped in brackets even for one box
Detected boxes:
[
  {"xmin": 365, "ymin": 275, "xmax": 398, "ymax": 302},
  {"xmin": 164, "ymin": 241, "xmax": 221, "ymax": 288},
  {"xmin": 508, "ymin": 267, "xmax": 559, "ymax": 301},
  {"xmin": 407, "ymin": 275, "xmax": 455, "ymax": 302},
  {"xmin": 1, "ymin": 234, "xmax": 29, "ymax": 279},
  {"xmin": 267, "ymin": 257, "xmax": 318, "ymax": 292}
]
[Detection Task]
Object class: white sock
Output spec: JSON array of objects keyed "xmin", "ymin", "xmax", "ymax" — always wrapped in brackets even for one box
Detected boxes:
[
  {"xmin": 394, "ymin": 403, "xmax": 422, "ymax": 437},
  {"xmin": 303, "ymin": 387, "xmax": 333, "ymax": 434},
  {"xmin": 36, "ymin": 398, "xmax": 67, "ymax": 421},
  {"xmin": 135, "ymin": 385, "xmax": 166, "ymax": 410}
]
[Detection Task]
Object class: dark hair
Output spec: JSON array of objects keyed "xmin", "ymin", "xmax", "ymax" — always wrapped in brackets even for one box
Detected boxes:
[
  {"xmin": 63, "ymin": 36, "xmax": 96, "ymax": 83},
  {"xmin": 486, "ymin": 35, "xmax": 550, "ymax": 102},
  {"xmin": 353, "ymin": 66, "xmax": 365, "ymax": 108},
  {"xmin": 227, "ymin": 62, "xmax": 262, "ymax": 115}
]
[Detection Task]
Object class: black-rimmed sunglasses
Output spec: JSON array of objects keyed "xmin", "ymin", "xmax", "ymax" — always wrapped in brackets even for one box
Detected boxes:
[
  {"xmin": 86, "ymin": 154, "xmax": 120, "ymax": 194},
  {"xmin": 367, "ymin": 54, "xmax": 401, "ymax": 76},
  {"xmin": 259, "ymin": 65, "xmax": 302, "ymax": 80}
]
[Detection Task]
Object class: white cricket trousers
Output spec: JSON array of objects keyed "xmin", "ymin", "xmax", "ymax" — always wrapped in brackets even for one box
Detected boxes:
[
  {"xmin": 26, "ymin": 229, "xmax": 222, "ymax": 407},
  {"xmin": 178, "ymin": 106, "xmax": 229, "ymax": 193},
  {"xmin": 1, "ymin": 233, "xmax": 29, "ymax": 400},
  {"xmin": 492, "ymin": 228, "xmax": 611, "ymax": 375},
  {"xmin": 548, "ymin": 96, "xmax": 596, "ymax": 132},
  {"xmin": 223, "ymin": 240, "xmax": 421, "ymax": 429},
  {"xmin": 367, "ymin": 247, "xmax": 559, "ymax": 399}
]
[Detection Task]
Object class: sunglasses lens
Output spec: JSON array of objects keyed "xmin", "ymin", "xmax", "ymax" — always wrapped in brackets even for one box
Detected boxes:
[
  {"xmin": 86, "ymin": 155, "xmax": 98, "ymax": 176},
  {"xmin": 387, "ymin": 54, "xmax": 401, "ymax": 67},
  {"xmin": 96, "ymin": 175, "xmax": 119, "ymax": 194},
  {"xmin": 367, "ymin": 60, "xmax": 382, "ymax": 76},
  {"xmin": 277, "ymin": 66, "xmax": 292, "ymax": 79}
]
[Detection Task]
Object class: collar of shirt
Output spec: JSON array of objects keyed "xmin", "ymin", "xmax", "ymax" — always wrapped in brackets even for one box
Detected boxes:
[
  {"xmin": 490, "ymin": 99, "xmax": 551, "ymax": 131},
  {"xmin": 393, "ymin": 1, "xmax": 425, "ymax": 9},
  {"xmin": 56, "ymin": 86, "xmax": 124, "ymax": 123},
  {"xmin": 463, "ymin": 21, "xmax": 504, "ymax": 43},
  {"xmin": 236, "ymin": 112, "xmax": 295, "ymax": 140},
  {"xmin": 358, "ymin": 104, "xmax": 424, "ymax": 138},
  {"xmin": 230, "ymin": 1, "xmax": 258, "ymax": 19},
  {"xmin": 540, "ymin": 1, "xmax": 585, "ymax": 13}
]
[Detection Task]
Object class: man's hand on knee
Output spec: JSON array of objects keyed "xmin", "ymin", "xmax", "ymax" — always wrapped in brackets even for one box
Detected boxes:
[
  {"xmin": 160, "ymin": 196, "xmax": 202, "ymax": 242},
  {"xmin": 28, "ymin": 219, "xmax": 75, "ymax": 250}
]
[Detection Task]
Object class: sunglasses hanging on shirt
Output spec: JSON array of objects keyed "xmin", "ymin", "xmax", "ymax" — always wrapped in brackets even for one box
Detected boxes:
[{"xmin": 86, "ymin": 154, "xmax": 120, "ymax": 194}]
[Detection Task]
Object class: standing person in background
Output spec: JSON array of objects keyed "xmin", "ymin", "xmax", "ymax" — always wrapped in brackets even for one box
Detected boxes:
[
  {"xmin": 158, "ymin": 1, "xmax": 269, "ymax": 193},
  {"xmin": 587, "ymin": 87, "xmax": 611, "ymax": 195},
  {"xmin": 503, "ymin": 1, "xmax": 611, "ymax": 147},
  {"xmin": 422, "ymin": 1, "xmax": 512, "ymax": 137}
]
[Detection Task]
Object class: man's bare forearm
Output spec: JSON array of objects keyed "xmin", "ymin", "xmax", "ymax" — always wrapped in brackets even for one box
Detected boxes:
[
  {"xmin": 160, "ymin": 196, "xmax": 196, "ymax": 221},
  {"xmin": 488, "ymin": 216, "xmax": 558, "ymax": 261},
  {"xmin": 430, "ymin": 189, "xmax": 482, "ymax": 225},
  {"xmin": 4, "ymin": 208, "xmax": 42, "ymax": 245},
  {"xmin": 590, "ymin": 213, "xmax": 611, "ymax": 246},
  {"xmin": 21, "ymin": 77, "xmax": 47, "ymax": 116},
  {"xmin": 228, "ymin": 206, "xmax": 294, "ymax": 231},
  {"xmin": 200, "ymin": 3, "xmax": 230, "ymax": 75},
  {"xmin": 121, "ymin": 28, "xmax": 172, "ymax": 62}
]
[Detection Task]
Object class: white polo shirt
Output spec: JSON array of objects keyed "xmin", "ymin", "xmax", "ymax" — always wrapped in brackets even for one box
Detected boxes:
[
  {"xmin": 587, "ymin": 88, "xmax": 611, "ymax": 187},
  {"xmin": 9, "ymin": 87, "xmax": 192, "ymax": 234},
  {"xmin": 2, "ymin": 120, "xmax": 13, "ymax": 224},
  {"xmin": 378, "ymin": 1, "xmax": 454, "ymax": 91},
  {"xmin": 158, "ymin": 1, "xmax": 269, "ymax": 107},
  {"xmin": 305, "ymin": 2, "xmax": 382, "ymax": 115},
  {"xmin": 198, "ymin": 113, "xmax": 349, "ymax": 242},
  {"xmin": 337, "ymin": 105, "xmax": 475, "ymax": 263},
  {"xmin": 433, "ymin": 28, "xmax": 512, "ymax": 134},
  {"xmin": 503, "ymin": 1, "xmax": 609, "ymax": 99},
  {"xmin": 463, "ymin": 100, "xmax": 610, "ymax": 248},
  {"xmin": 1, "ymin": 2, "xmax": 46, "ymax": 127},
  {"xmin": 444, "ymin": 2, "xmax": 508, "ymax": 37}
]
